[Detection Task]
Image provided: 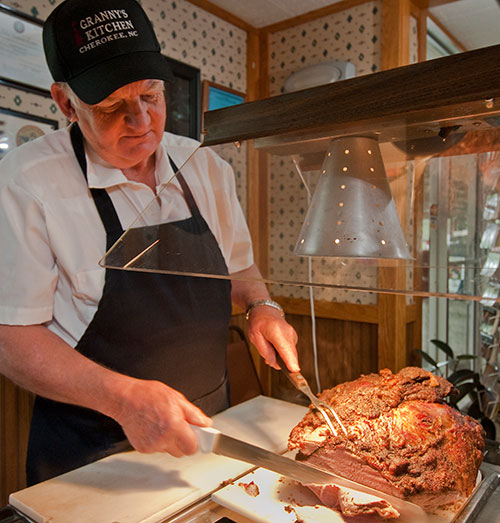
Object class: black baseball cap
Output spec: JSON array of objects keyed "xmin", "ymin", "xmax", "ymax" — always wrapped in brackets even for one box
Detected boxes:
[{"xmin": 43, "ymin": 0, "xmax": 173, "ymax": 105}]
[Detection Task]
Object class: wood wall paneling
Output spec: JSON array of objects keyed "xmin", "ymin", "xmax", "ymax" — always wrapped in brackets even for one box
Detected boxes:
[
  {"xmin": 269, "ymin": 312, "xmax": 379, "ymax": 401},
  {"xmin": 0, "ymin": 377, "xmax": 33, "ymax": 506},
  {"xmin": 267, "ymin": 296, "xmax": 418, "ymax": 401},
  {"xmin": 275, "ymin": 297, "xmax": 378, "ymax": 323}
]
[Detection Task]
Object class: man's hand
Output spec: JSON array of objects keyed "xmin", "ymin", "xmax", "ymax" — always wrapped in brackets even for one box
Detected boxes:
[
  {"xmin": 230, "ymin": 264, "xmax": 300, "ymax": 373},
  {"xmin": 0, "ymin": 324, "xmax": 211, "ymax": 459},
  {"xmin": 246, "ymin": 306, "xmax": 299, "ymax": 373},
  {"xmin": 113, "ymin": 379, "xmax": 212, "ymax": 457}
]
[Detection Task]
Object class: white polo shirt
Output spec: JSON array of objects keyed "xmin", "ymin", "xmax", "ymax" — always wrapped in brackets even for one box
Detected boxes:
[{"xmin": 0, "ymin": 127, "xmax": 253, "ymax": 347}]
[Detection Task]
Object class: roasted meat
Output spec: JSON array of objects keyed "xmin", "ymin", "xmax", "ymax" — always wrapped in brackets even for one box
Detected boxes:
[{"xmin": 288, "ymin": 367, "xmax": 485, "ymax": 514}]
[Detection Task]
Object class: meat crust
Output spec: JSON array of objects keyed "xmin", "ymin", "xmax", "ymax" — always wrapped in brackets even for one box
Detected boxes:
[{"xmin": 288, "ymin": 367, "xmax": 485, "ymax": 513}]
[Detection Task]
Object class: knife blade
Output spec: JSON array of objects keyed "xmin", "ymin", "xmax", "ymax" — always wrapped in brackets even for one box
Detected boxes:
[{"xmin": 193, "ymin": 426, "xmax": 429, "ymax": 521}]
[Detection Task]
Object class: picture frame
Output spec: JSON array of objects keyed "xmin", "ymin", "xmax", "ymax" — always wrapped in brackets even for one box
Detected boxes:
[
  {"xmin": 164, "ymin": 56, "xmax": 201, "ymax": 141},
  {"xmin": 0, "ymin": 4, "xmax": 52, "ymax": 96},
  {"xmin": 201, "ymin": 80, "xmax": 245, "ymax": 135},
  {"xmin": 0, "ymin": 107, "xmax": 58, "ymax": 160},
  {"xmin": 202, "ymin": 80, "xmax": 246, "ymax": 111}
]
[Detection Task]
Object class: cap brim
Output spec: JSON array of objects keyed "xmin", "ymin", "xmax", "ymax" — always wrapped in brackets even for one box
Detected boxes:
[{"xmin": 68, "ymin": 51, "xmax": 174, "ymax": 105}]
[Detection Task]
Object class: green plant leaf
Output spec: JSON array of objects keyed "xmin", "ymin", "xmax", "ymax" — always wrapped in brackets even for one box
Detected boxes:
[
  {"xmin": 456, "ymin": 354, "xmax": 478, "ymax": 361},
  {"xmin": 467, "ymin": 399, "xmax": 483, "ymax": 419},
  {"xmin": 415, "ymin": 349, "xmax": 438, "ymax": 368},
  {"xmin": 430, "ymin": 339, "xmax": 454, "ymax": 358},
  {"xmin": 447, "ymin": 369, "xmax": 478, "ymax": 385},
  {"xmin": 455, "ymin": 382, "xmax": 477, "ymax": 402}
]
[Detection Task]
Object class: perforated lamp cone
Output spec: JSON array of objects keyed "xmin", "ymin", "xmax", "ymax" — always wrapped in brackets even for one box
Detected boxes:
[{"xmin": 294, "ymin": 136, "xmax": 411, "ymax": 259}]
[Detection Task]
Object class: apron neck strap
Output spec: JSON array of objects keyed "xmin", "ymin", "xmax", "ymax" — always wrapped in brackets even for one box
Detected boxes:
[
  {"xmin": 168, "ymin": 156, "xmax": 201, "ymax": 216},
  {"xmin": 70, "ymin": 123, "xmax": 123, "ymax": 237}
]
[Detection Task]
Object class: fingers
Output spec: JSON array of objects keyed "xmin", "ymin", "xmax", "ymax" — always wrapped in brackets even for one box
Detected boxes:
[
  {"xmin": 248, "ymin": 314, "xmax": 300, "ymax": 372},
  {"xmin": 169, "ymin": 422, "xmax": 199, "ymax": 456},
  {"xmin": 248, "ymin": 326, "xmax": 280, "ymax": 369},
  {"xmin": 254, "ymin": 335, "xmax": 281, "ymax": 369},
  {"xmin": 157, "ymin": 400, "xmax": 209, "ymax": 456},
  {"xmin": 184, "ymin": 402, "xmax": 213, "ymax": 427},
  {"xmin": 116, "ymin": 380, "xmax": 212, "ymax": 457}
]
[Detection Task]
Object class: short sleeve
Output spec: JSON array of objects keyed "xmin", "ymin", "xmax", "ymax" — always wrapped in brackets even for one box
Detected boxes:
[{"xmin": 0, "ymin": 178, "xmax": 57, "ymax": 325}]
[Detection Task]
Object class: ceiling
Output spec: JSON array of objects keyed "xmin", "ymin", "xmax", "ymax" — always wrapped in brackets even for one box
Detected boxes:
[{"xmin": 207, "ymin": 0, "xmax": 500, "ymax": 51}]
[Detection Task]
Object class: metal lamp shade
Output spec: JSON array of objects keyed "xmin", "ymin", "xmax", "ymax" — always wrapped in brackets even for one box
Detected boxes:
[{"xmin": 294, "ymin": 136, "xmax": 411, "ymax": 259}]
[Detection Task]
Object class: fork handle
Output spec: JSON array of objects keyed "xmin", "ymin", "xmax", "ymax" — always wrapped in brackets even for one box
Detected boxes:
[{"xmin": 274, "ymin": 352, "xmax": 310, "ymax": 393}]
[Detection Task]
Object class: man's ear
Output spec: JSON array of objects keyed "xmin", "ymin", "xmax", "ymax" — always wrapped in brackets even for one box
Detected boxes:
[{"xmin": 50, "ymin": 83, "xmax": 77, "ymax": 122}]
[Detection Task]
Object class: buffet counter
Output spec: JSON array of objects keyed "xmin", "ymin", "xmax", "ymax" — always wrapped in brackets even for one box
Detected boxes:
[
  {"xmin": 4, "ymin": 396, "xmax": 500, "ymax": 523},
  {"xmin": 7, "ymin": 396, "xmax": 306, "ymax": 523}
]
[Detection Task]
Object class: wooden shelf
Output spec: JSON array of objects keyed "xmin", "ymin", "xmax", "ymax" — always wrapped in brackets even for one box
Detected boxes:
[{"xmin": 202, "ymin": 44, "xmax": 500, "ymax": 157}]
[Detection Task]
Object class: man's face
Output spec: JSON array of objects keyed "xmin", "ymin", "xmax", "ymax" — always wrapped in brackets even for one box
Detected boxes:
[{"xmin": 72, "ymin": 79, "xmax": 166, "ymax": 169}]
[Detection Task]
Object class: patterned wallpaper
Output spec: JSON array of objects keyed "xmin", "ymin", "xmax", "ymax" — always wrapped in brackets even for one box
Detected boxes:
[
  {"xmin": 0, "ymin": 0, "xmax": 419, "ymax": 297},
  {"xmin": 267, "ymin": 1, "xmax": 385, "ymax": 304},
  {"xmin": 0, "ymin": 0, "xmax": 248, "ymax": 206},
  {"xmin": 269, "ymin": 1, "xmax": 382, "ymax": 96}
]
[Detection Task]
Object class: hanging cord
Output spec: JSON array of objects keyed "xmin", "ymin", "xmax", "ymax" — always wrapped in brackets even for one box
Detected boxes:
[{"xmin": 292, "ymin": 156, "xmax": 322, "ymax": 393}]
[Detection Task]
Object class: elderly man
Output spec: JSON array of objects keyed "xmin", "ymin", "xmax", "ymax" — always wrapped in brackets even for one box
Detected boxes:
[{"xmin": 0, "ymin": 0, "xmax": 299, "ymax": 485}]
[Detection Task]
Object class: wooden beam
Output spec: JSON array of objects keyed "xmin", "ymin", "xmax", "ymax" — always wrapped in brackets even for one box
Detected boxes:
[
  {"xmin": 203, "ymin": 44, "xmax": 500, "ymax": 147},
  {"xmin": 379, "ymin": 0, "xmax": 414, "ymax": 370},
  {"xmin": 416, "ymin": 6, "xmax": 428, "ymax": 62},
  {"xmin": 185, "ymin": 0, "xmax": 255, "ymax": 31},
  {"xmin": 381, "ymin": 0, "xmax": 411, "ymax": 70},
  {"xmin": 246, "ymin": 29, "xmax": 269, "ymax": 277},
  {"xmin": 411, "ymin": 0, "xmax": 459, "ymax": 8},
  {"xmin": 262, "ymin": 0, "xmax": 369, "ymax": 33},
  {"xmin": 274, "ymin": 296, "xmax": 379, "ymax": 323},
  {"xmin": 378, "ymin": 264, "xmax": 408, "ymax": 371}
]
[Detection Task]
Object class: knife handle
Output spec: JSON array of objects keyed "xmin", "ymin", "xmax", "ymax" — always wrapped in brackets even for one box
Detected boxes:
[{"xmin": 191, "ymin": 425, "xmax": 220, "ymax": 453}]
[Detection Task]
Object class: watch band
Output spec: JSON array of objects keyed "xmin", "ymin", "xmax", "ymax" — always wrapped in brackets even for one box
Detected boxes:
[{"xmin": 245, "ymin": 299, "xmax": 284, "ymax": 320}]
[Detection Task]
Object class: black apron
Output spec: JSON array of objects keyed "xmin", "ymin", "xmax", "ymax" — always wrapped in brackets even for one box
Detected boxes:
[{"xmin": 26, "ymin": 124, "xmax": 232, "ymax": 485}]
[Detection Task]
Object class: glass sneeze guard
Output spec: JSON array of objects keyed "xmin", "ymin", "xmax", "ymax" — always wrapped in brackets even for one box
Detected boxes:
[{"xmin": 100, "ymin": 44, "xmax": 500, "ymax": 305}]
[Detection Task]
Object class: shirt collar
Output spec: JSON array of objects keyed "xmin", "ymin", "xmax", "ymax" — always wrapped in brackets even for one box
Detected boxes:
[{"xmin": 84, "ymin": 141, "xmax": 172, "ymax": 190}]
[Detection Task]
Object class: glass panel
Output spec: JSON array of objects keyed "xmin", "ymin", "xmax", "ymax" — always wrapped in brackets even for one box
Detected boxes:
[{"xmin": 100, "ymin": 113, "xmax": 500, "ymax": 305}]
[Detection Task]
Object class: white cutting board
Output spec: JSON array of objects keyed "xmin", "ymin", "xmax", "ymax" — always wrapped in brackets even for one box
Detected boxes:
[
  {"xmin": 212, "ymin": 466, "xmax": 345, "ymax": 523},
  {"xmin": 10, "ymin": 396, "xmax": 307, "ymax": 523}
]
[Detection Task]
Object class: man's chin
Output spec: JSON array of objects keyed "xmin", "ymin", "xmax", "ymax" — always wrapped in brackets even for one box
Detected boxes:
[{"xmin": 120, "ymin": 143, "xmax": 158, "ymax": 164}]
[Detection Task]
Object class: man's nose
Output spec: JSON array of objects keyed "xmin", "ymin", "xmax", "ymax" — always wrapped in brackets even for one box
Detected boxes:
[{"xmin": 125, "ymin": 99, "xmax": 150, "ymax": 128}]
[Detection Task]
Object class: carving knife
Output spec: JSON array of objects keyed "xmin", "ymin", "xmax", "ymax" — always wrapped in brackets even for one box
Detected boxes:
[{"xmin": 193, "ymin": 426, "xmax": 430, "ymax": 521}]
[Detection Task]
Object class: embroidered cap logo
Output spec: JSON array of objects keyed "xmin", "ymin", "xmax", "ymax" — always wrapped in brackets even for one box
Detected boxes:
[{"xmin": 75, "ymin": 9, "xmax": 138, "ymax": 54}]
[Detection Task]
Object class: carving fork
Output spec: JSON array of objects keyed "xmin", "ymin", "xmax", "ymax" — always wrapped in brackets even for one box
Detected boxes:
[{"xmin": 275, "ymin": 353, "xmax": 348, "ymax": 437}]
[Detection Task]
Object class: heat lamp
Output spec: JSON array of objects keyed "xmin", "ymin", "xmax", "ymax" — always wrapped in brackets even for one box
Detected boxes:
[{"xmin": 294, "ymin": 135, "xmax": 411, "ymax": 259}]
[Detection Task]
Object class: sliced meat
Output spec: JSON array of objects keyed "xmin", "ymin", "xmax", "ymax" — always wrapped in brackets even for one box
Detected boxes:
[{"xmin": 307, "ymin": 483, "xmax": 400, "ymax": 519}]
